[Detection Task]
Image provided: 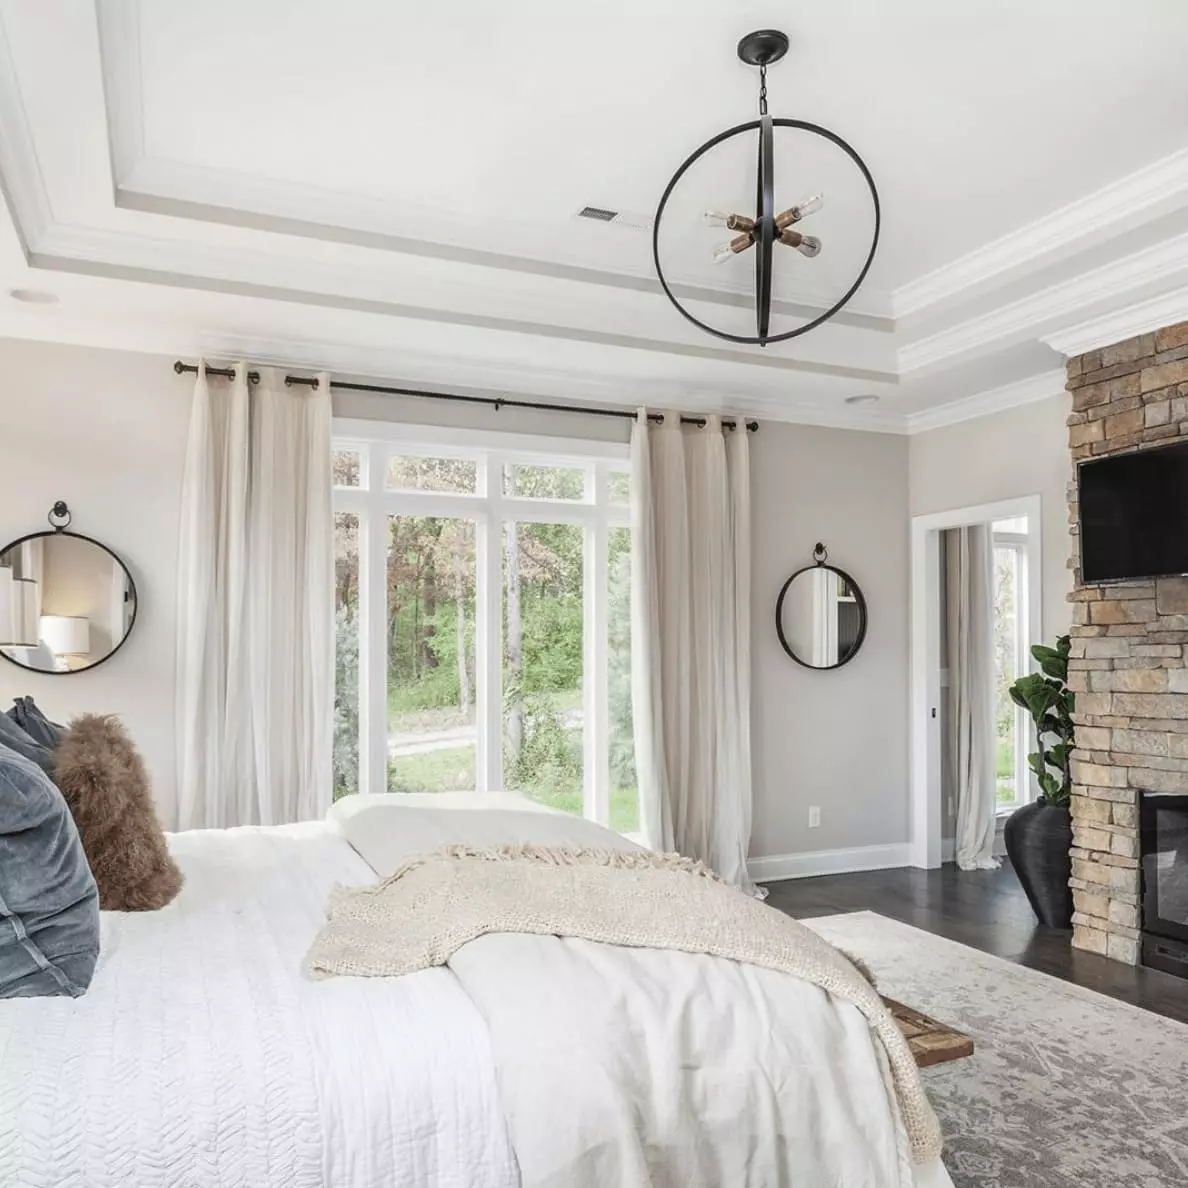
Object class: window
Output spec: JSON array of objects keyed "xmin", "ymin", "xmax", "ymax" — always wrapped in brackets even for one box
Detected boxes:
[
  {"xmin": 993, "ymin": 518, "xmax": 1031, "ymax": 812},
  {"xmin": 332, "ymin": 421, "xmax": 636, "ymax": 833}
]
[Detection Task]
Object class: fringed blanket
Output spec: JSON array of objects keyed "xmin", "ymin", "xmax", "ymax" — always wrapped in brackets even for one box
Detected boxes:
[{"xmin": 307, "ymin": 845, "xmax": 942, "ymax": 1182}]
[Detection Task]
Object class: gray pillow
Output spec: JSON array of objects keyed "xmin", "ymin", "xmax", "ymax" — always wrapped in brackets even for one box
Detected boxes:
[
  {"xmin": 0, "ymin": 712, "xmax": 55, "ymax": 776},
  {"xmin": 0, "ymin": 741, "xmax": 100, "ymax": 998},
  {"xmin": 7, "ymin": 697, "xmax": 63, "ymax": 749}
]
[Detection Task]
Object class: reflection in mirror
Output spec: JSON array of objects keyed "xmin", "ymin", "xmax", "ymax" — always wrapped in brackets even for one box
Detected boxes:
[
  {"xmin": 776, "ymin": 564, "xmax": 866, "ymax": 669},
  {"xmin": 0, "ymin": 533, "xmax": 137, "ymax": 674}
]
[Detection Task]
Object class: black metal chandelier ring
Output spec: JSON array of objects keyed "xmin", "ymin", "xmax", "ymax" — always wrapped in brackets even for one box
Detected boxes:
[{"xmin": 652, "ymin": 117, "xmax": 880, "ymax": 347}]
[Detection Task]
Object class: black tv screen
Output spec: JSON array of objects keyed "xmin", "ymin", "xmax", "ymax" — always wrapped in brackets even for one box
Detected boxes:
[{"xmin": 1079, "ymin": 438, "xmax": 1188, "ymax": 583}]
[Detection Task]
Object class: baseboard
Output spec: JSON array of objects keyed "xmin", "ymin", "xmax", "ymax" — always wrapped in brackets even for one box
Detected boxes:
[{"xmin": 749, "ymin": 843, "xmax": 913, "ymax": 883}]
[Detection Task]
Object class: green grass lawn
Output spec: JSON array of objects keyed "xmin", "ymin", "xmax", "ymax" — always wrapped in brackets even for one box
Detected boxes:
[{"xmin": 388, "ymin": 746, "xmax": 476, "ymax": 792}]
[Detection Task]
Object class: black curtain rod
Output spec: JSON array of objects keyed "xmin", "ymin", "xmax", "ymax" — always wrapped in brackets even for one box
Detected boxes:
[{"xmin": 172, "ymin": 361, "xmax": 758, "ymax": 432}]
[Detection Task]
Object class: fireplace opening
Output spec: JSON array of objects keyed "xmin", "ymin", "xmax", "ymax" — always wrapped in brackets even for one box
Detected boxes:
[{"xmin": 1140, "ymin": 792, "xmax": 1188, "ymax": 979}]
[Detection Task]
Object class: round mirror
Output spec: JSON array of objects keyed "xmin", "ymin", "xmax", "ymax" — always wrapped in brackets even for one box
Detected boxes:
[
  {"xmin": 775, "ymin": 562, "xmax": 867, "ymax": 670},
  {"xmin": 0, "ymin": 530, "xmax": 137, "ymax": 674}
]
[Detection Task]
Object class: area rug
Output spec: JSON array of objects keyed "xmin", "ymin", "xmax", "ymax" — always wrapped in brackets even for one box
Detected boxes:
[{"xmin": 805, "ymin": 911, "xmax": 1188, "ymax": 1188}]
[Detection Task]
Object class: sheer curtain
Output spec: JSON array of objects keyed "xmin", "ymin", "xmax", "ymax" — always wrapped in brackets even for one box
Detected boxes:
[
  {"xmin": 176, "ymin": 363, "xmax": 333, "ymax": 830},
  {"xmin": 631, "ymin": 410, "xmax": 757, "ymax": 894},
  {"xmin": 946, "ymin": 524, "xmax": 1000, "ymax": 870}
]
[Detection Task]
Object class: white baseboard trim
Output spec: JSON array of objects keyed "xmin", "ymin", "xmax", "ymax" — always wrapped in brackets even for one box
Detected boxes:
[{"xmin": 749, "ymin": 843, "xmax": 912, "ymax": 884}]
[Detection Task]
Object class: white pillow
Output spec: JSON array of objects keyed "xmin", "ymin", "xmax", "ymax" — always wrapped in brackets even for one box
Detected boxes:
[{"xmin": 328, "ymin": 793, "xmax": 644, "ymax": 880}]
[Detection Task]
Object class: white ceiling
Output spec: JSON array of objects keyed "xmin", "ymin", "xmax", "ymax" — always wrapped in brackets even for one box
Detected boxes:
[{"xmin": 1, "ymin": 0, "xmax": 1187, "ymax": 430}]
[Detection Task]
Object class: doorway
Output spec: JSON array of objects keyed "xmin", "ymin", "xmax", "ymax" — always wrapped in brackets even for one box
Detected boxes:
[{"xmin": 910, "ymin": 496, "xmax": 1043, "ymax": 868}]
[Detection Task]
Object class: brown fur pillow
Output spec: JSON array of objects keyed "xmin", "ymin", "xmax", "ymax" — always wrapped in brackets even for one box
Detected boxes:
[{"xmin": 54, "ymin": 715, "xmax": 182, "ymax": 911}]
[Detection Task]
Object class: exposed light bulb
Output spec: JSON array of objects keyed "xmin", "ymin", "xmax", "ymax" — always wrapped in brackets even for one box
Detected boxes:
[
  {"xmin": 778, "ymin": 229, "xmax": 821, "ymax": 258},
  {"xmin": 704, "ymin": 210, "xmax": 755, "ymax": 232},
  {"xmin": 712, "ymin": 232, "xmax": 754, "ymax": 263},
  {"xmin": 774, "ymin": 193, "xmax": 824, "ymax": 231}
]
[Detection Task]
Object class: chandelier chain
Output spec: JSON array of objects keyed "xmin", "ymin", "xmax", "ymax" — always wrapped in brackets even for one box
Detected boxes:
[{"xmin": 758, "ymin": 63, "xmax": 768, "ymax": 116}]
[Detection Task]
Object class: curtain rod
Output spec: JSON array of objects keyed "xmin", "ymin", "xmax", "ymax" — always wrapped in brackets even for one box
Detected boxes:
[{"xmin": 172, "ymin": 361, "xmax": 758, "ymax": 432}]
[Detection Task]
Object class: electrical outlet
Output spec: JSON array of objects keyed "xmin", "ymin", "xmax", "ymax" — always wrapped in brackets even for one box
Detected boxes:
[{"xmin": 808, "ymin": 806, "xmax": 821, "ymax": 829}]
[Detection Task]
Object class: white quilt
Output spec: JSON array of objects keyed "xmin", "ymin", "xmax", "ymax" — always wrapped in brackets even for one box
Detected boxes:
[
  {"xmin": 0, "ymin": 801, "xmax": 953, "ymax": 1188},
  {"xmin": 0, "ymin": 822, "xmax": 518, "ymax": 1188}
]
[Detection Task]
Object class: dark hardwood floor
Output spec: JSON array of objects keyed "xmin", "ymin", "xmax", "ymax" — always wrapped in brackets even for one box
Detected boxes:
[{"xmin": 765, "ymin": 859, "xmax": 1188, "ymax": 1025}]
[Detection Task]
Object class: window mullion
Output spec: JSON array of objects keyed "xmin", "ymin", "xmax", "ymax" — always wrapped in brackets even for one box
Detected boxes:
[
  {"xmin": 363, "ymin": 442, "xmax": 389, "ymax": 796},
  {"xmin": 585, "ymin": 464, "xmax": 610, "ymax": 825},
  {"xmin": 477, "ymin": 453, "xmax": 504, "ymax": 793}
]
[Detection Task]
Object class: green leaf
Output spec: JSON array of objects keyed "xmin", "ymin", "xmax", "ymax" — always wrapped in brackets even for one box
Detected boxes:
[
  {"xmin": 1038, "ymin": 772, "xmax": 1060, "ymax": 801},
  {"xmin": 1027, "ymin": 752, "xmax": 1047, "ymax": 779}
]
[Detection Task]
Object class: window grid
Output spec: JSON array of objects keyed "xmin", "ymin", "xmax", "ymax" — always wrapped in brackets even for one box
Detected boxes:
[{"xmin": 333, "ymin": 428, "xmax": 631, "ymax": 829}]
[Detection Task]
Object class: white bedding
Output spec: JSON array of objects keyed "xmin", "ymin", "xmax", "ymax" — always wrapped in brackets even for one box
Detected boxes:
[
  {"xmin": 0, "ymin": 796, "xmax": 953, "ymax": 1188},
  {"xmin": 0, "ymin": 820, "xmax": 518, "ymax": 1188}
]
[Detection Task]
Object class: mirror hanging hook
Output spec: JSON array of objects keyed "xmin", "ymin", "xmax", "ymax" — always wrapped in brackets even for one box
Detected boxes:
[
  {"xmin": 47, "ymin": 501, "xmax": 72, "ymax": 532},
  {"xmin": 812, "ymin": 541, "xmax": 828, "ymax": 566}
]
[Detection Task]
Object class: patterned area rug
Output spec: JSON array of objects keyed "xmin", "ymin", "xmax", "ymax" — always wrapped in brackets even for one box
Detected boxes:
[{"xmin": 805, "ymin": 912, "xmax": 1188, "ymax": 1188}]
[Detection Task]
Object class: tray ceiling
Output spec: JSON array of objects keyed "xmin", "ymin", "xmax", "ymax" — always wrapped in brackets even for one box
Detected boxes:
[{"xmin": 0, "ymin": 0, "xmax": 1187, "ymax": 430}]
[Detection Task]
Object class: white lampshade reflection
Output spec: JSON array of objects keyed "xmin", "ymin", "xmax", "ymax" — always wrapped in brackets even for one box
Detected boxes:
[{"xmin": 40, "ymin": 614, "xmax": 91, "ymax": 657}]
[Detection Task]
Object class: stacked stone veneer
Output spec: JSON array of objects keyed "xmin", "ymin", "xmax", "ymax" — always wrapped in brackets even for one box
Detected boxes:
[{"xmin": 1066, "ymin": 318, "xmax": 1188, "ymax": 963}]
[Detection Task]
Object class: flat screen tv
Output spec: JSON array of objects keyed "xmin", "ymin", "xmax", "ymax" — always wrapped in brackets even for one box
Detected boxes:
[{"xmin": 1079, "ymin": 438, "xmax": 1188, "ymax": 584}]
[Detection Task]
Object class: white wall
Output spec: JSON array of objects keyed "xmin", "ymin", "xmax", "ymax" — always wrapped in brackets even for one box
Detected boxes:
[
  {"xmin": 0, "ymin": 338, "xmax": 191, "ymax": 824},
  {"xmin": 909, "ymin": 393, "xmax": 1073, "ymax": 643},
  {"xmin": 750, "ymin": 423, "xmax": 911, "ymax": 861}
]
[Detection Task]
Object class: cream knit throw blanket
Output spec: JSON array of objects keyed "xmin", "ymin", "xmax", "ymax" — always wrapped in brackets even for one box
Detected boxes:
[{"xmin": 306, "ymin": 845, "xmax": 943, "ymax": 1164}]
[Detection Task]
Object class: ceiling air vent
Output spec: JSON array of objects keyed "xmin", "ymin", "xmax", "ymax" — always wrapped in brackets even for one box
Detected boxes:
[
  {"xmin": 577, "ymin": 205, "xmax": 619, "ymax": 222},
  {"xmin": 575, "ymin": 206, "xmax": 655, "ymax": 232}
]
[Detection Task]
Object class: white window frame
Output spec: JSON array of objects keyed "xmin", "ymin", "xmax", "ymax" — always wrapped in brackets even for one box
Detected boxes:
[
  {"xmin": 332, "ymin": 418, "xmax": 631, "ymax": 826},
  {"xmin": 993, "ymin": 527, "xmax": 1032, "ymax": 815}
]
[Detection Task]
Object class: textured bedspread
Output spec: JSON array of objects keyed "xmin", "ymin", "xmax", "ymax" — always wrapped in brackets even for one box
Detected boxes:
[{"xmin": 0, "ymin": 823, "xmax": 518, "ymax": 1188}]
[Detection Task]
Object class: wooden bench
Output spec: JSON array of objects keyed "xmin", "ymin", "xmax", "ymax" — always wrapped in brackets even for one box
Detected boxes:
[{"xmin": 884, "ymin": 997, "xmax": 974, "ymax": 1068}]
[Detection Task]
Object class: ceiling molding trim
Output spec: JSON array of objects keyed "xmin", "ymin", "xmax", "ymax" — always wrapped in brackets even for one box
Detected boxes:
[
  {"xmin": 114, "ymin": 180, "xmax": 898, "ymax": 329},
  {"xmin": 93, "ymin": 0, "xmax": 144, "ymax": 186},
  {"xmin": 892, "ymin": 147, "xmax": 1188, "ymax": 319},
  {"xmin": 905, "ymin": 369, "xmax": 1067, "ymax": 435},
  {"xmin": 897, "ymin": 231, "xmax": 1188, "ymax": 374},
  {"xmin": 0, "ymin": 13, "xmax": 52, "ymax": 252},
  {"xmin": 28, "ymin": 243, "xmax": 900, "ymax": 385},
  {"xmin": 1041, "ymin": 287, "xmax": 1188, "ymax": 357}
]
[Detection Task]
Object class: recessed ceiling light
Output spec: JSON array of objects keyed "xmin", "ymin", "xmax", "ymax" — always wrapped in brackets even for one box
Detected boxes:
[
  {"xmin": 8, "ymin": 287, "xmax": 58, "ymax": 305},
  {"xmin": 845, "ymin": 393, "xmax": 880, "ymax": 406}
]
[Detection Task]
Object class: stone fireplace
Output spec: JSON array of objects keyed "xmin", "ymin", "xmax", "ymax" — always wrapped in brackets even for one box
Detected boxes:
[{"xmin": 1066, "ymin": 318, "xmax": 1188, "ymax": 963}]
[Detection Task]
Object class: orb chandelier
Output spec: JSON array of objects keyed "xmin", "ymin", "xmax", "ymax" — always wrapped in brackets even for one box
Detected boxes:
[{"xmin": 652, "ymin": 29, "xmax": 880, "ymax": 347}]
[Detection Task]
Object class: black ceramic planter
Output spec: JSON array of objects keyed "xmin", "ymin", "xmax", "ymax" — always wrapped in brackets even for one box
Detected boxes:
[{"xmin": 1004, "ymin": 800, "xmax": 1073, "ymax": 928}]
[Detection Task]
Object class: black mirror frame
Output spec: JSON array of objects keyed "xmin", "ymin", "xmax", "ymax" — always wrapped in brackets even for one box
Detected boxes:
[
  {"xmin": 0, "ymin": 529, "xmax": 139, "ymax": 676},
  {"xmin": 774, "ymin": 561, "xmax": 868, "ymax": 671}
]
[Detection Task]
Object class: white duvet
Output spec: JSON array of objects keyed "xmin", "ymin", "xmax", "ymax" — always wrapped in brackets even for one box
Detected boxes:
[{"xmin": 0, "ymin": 796, "xmax": 952, "ymax": 1188}]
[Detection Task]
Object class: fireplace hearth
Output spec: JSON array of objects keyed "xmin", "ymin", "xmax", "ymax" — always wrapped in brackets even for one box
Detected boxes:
[{"xmin": 1140, "ymin": 792, "xmax": 1188, "ymax": 979}]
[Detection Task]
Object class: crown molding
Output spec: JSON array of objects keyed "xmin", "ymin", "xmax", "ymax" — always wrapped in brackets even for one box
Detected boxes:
[
  {"xmin": 1041, "ymin": 286, "xmax": 1188, "ymax": 357},
  {"xmin": 0, "ymin": 13, "xmax": 51, "ymax": 253},
  {"xmin": 904, "ymin": 369, "xmax": 1066, "ymax": 435},
  {"xmin": 892, "ymin": 147, "xmax": 1188, "ymax": 319},
  {"xmin": 897, "ymin": 231, "xmax": 1188, "ymax": 374}
]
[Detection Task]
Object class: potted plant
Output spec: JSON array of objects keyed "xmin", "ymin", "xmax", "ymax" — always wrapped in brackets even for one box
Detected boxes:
[{"xmin": 1004, "ymin": 635, "xmax": 1075, "ymax": 928}]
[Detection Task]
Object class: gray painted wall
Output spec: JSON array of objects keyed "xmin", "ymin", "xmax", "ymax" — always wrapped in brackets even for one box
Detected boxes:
[{"xmin": 909, "ymin": 393, "xmax": 1074, "ymax": 643}]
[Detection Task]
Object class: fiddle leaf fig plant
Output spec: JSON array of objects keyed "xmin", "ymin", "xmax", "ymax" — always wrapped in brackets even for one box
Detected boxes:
[{"xmin": 1008, "ymin": 635, "xmax": 1074, "ymax": 805}]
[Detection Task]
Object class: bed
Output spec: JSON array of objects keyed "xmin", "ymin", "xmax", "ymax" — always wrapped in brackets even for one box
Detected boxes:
[{"xmin": 0, "ymin": 794, "xmax": 954, "ymax": 1188}]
